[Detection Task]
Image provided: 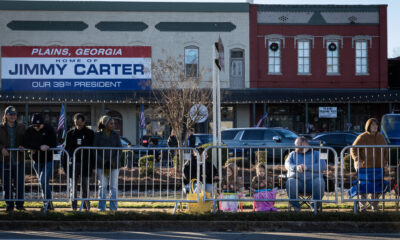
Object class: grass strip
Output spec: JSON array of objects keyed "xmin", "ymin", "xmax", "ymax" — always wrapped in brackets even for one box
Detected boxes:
[{"xmin": 1, "ymin": 211, "xmax": 400, "ymax": 222}]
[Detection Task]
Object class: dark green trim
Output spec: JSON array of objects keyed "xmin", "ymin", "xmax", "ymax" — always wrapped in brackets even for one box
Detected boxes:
[
  {"xmin": 95, "ymin": 22, "xmax": 148, "ymax": 31},
  {"xmin": 0, "ymin": 1, "xmax": 248, "ymax": 12},
  {"xmin": 7, "ymin": 21, "xmax": 88, "ymax": 31},
  {"xmin": 257, "ymin": 5, "xmax": 380, "ymax": 12},
  {"xmin": 155, "ymin": 22, "xmax": 236, "ymax": 32}
]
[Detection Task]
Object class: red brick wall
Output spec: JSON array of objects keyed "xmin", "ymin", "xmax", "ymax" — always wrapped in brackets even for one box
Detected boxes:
[{"xmin": 250, "ymin": 5, "xmax": 388, "ymax": 89}]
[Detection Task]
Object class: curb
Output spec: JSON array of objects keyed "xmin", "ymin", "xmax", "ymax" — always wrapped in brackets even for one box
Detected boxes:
[{"xmin": 0, "ymin": 221, "xmax": 399, "ymax": 232}]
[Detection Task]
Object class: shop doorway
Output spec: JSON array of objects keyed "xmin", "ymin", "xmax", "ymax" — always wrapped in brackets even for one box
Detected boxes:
[{"xmin": 230, "ymin": 49, "xmax": 244, "ymax": 89}]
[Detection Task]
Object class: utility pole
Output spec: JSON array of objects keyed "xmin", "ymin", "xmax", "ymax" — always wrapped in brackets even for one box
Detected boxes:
[{"xmin": 213, "ymin": 36, "xmax": 224, "ymax": 190}]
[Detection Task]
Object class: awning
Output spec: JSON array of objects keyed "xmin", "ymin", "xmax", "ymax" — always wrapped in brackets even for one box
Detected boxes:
[{"xmin": 1, "ymin": 88, "xmax": 399, "ymax": 104}]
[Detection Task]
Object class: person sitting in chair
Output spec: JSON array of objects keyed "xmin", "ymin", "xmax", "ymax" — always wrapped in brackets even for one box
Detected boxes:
[{"xmin": 285, "ymin": 136, "xmax": 327, "ymax": 212}]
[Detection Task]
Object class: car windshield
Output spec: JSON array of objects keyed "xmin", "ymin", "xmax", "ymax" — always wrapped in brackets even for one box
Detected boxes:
[
  {"xmin": 273, "ymin": 129, "xmax": 298, "ymax": 139},
  {"xmin": 197, "ymin": 135, "xmax": 213, "ymax": 144},
  {"xmin": 222, "ymin": 130, "xmax": 239, "ymax": 140},
  {"xmin": 382, "ymin": 115, "xmax": 400, "ymax": 138}
]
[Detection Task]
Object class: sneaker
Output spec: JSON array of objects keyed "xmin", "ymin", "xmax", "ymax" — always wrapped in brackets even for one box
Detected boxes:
[
  {"xmin": 6, "ymin": 206, "xmax": 14, "ymax": 212},
  {"xmin": 47, "ymin": 201, "xmax": 55, "ymax": 211},
  {"xmin": 310, "ymin": 203, "xmax": 322, "ymax": 213},
  {"xmin": 71, "ymin": 200, "xmax": 78, "ymax": 211},
  {"xmin": 83, "ymin": 201, "xmax": 91, "ymax": 211},
  {"xmin": 16, "ymin": 206, "xmax": 26, "ymax": 211},
  {"xmin": 371, "ymin": 205, "xmax": 380, "ymax": 212},
  {"xmin": 291, "ymin": 206, "xmax": 301, "ymax": 212}
]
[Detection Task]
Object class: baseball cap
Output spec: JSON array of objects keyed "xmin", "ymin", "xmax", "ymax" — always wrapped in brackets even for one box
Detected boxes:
[
  {"xmin": 4, "ymin": 106, "xmax": 17, "ymax": 115},
  {"xmin": 31, "ymin": 113, "xmax": 44, "ymax": 125}
]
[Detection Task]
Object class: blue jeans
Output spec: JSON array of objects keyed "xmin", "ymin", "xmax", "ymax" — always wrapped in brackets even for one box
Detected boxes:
[
  {"xmin": 3, "ymin": 162, "xmax": 25, "ymax": 208},
  {"xmin": 97, "ymin": 169, "xmax": 119, "ymax": 211},
  {"xmin": 33, "ymin": 161, "xmax": 54, "ymax": 201},
  {"xmin": 286, "ymin": 177, "xmax": 325, "ymax": 208}
]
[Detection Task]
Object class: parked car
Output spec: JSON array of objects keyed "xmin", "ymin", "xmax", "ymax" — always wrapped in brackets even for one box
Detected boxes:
[
  {"xmin": 135, "ymin": 135, "xmax": 172, "ymax": 166},
  {"xmin": 221, "ymin": 127, "xmax": 318, "ymax": 162},
  {"xmin": 120, "ymin": 137, "xmax": 132, "ymax": 147},
  {"xmin": 140, "ymin": 135, "xmax": 163, "ymax": 147},
  {"xmin": 312, "ymin": 132, "xmax": 359, "ymax": 153},
  {"xmin": 381, "ymin": 113, "xmax": 400, "ymax": 145},
  {"xmin": 193, "ymin": 134, "xmax": 213, "ymax": 147},
  {"xmin": 312, "ymin": 132, "xmax": 360, "ymax": 162}
]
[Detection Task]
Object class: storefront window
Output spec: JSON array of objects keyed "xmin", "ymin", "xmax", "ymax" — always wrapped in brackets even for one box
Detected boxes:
[
  {"xmin": 209, "ymin": 105, "xmax": 235, "ymax": 132},
  {"xmin": 143, "ymin": 106, "xmax": 168, "ymax": 139},
  {"xmin": 1, "ymin": 104, "xmax": 91, "ymax": 130},
  {"xmin": 308, "ymin": 104, "xmax": 347, "ymax": 133},
  {"xmin": 267, "ymin": 104, "xmax": 305, "ymax": 134},
  {"xmin": 350, "ymin": 104, "xmax": 388, "ymax": 133}
]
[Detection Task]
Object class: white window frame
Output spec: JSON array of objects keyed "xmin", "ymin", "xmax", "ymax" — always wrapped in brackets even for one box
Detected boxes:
[
  {"xmin": 184, "ymin": 46, "xmax": 199, "ymax": 78},
  {"xmin": 267, "ymin": 40, "xmax": 281, "ymax": 75},
  {"xmin": 355, "ymin": 40, "xmax": 369, "ymax": 75},
  {"xmin": 297, "ymin": 40, "xmax": 311, "ymax": 75},
  {"xmin": 326, "ymin": 40, "xmax": 340, "ymax": 75}
]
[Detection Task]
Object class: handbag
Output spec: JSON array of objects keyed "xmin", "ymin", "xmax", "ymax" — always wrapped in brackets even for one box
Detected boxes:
[{"xmin": 187, "ymin": 179, "xmax": 213, "ymax": 214}]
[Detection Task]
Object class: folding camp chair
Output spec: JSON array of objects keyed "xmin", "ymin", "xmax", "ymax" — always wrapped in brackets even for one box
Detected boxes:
[{"xmin": 348, "ymin": 168, "xmax": 390, "ymax": 212}]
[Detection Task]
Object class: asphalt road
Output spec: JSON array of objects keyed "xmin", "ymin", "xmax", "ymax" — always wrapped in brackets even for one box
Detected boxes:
[{"xmin": 0, "ymin": 231, "xmax": 399, "ymax": 240}]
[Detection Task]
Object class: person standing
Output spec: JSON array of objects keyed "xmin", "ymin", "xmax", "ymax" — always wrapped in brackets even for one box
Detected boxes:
[
  {"xmin": 0, "ymin": 106, "xmax": 26, "ymax": 211},
  {"xmin": 64, "ymin": 113, "xmax": 94, "ymax": 211},
  {"xmin": 167, "ymin": 129, "xmax": 178, "ymax": 148},
  {"xmin": 351, "ymin": 118, "xmax": 388, "ymax": 211},
  {"xmin": 24, "ymin": 113, "xmax": 57, "ymax": 211},
  {"xmin": 94, "ymin": 115, "xmax": 122, "ymax": 211},
  {"xmin": 187, "ymin": 128, "xmax": 196, "ymax": 148}
]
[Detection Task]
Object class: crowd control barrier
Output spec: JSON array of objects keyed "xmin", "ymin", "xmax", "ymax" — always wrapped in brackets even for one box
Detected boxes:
[
  {"xmin": 0, "ymin": 148, "xmax": 70, "ymax": 207},
  {"xmin": 72, "ymin": 147, "xmax": 200, "ymax": 212},
  {"xmin": 202, "ymin": 145, "xmax": 338, "ymax": 214},
  {"xmin": 340, "ymin": 145, "xmax": 400, "ymax": 213}
]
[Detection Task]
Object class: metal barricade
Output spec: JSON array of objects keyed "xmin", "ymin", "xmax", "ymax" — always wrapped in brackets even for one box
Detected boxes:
[
  {"xmin": 340, "ymin": 145, "xmax": 399, "ymax": 213},
  {"xmin": 202, "ymin": 145, "xmax": 338, "ymax": 214},
  {"xmin": 0, "ymin": 148, "xmax": 70, "ymax": 206},
  {"xmin": 72, "ymin": 147, "xmax": 200, "ymax": 212}
]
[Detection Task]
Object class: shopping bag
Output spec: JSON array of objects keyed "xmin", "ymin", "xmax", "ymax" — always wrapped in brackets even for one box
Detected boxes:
[{"xmin": 187, "ymin": 179, "xmax": 213, "ymax": 214}]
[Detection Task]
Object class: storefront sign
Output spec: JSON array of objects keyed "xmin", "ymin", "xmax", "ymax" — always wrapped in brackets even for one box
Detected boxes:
[
  {"xmin": 319, "ymin": 107, "xmax": 337, "ymax": 118},
  {"xmin": 1, "ymin": 46, "xmax": 151, "ymax": 91}
]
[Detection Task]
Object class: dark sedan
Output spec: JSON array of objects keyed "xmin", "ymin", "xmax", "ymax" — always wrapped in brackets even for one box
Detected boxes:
[{"xmin": 312, "ymin": 132, "xmax": 360, "ymax": 161}]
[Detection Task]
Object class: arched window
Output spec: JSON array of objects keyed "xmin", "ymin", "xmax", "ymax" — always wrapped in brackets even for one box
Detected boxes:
[{"xmin": 184, "ymin": 46, "xmax": 199, "ymax": 78}]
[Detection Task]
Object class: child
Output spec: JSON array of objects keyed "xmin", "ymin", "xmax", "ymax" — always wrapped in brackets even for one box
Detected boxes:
[
  {"xmin": 251, "ymin": 163, "xmax": 277, "ymax": 212},
  {"xmin": 219, "ymin": 163, "xmax": 243, "ymax": 212}
]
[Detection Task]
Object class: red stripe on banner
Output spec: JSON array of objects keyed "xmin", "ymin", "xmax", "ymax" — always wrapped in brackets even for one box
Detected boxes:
[{"xmin": 1, "ymin": 46, "xmax": 151, "ymax": 58}]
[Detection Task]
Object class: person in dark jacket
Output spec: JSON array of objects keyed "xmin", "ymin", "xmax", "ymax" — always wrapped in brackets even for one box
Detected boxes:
[
  {"xmin": 183, "ymin": 147, "xmax": 218, "ymax": 194},
  {"xmin": 94, "ymin": 115, "xmax": 122, "ymax": 211},
  {"xmin": 24, "ymin": 113, "xmax": 57, "ymax": 211},
  {"xmin": 0, "ymin": 106, "xmax": 26, "ymax": 211},
  {"xmin": 64, "ymin": 113, "xmax": 94, "ymax": 211},
  {"xmin": 187, "ymin": 128, "xmax": 196, "ymax": 148},
  {"xmin": 167, "ymin": 129, "xmax": 178, "ymax": 148}
]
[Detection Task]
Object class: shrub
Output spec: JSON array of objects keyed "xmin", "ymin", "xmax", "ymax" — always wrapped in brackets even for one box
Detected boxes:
[
  {"xmin": 139, "ymin": 155, "xmax": 155, "ymax": 175},
  {"xmin": 200, "ymin": 143, "xmax": 228, "ymax": 165},
  {"xmin": 225, "ymin": 157, "xmax": 250, "ymax": 168},
  {"xmin": 343, "ymin": 153, "xmax": 355, "ymax": 172},
  {"xmin": 254, "ymin": 151, "xmax": 267, "ymax": 164},
  {"xmin": 120, "ymin": 150, "xmax": 135, "ymax": 168}
]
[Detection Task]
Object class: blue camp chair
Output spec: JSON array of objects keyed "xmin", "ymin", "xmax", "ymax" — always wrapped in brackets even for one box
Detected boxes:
[{"xmin": 348, "ymin": 168, "xmax": 390, "ymax": 211}]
